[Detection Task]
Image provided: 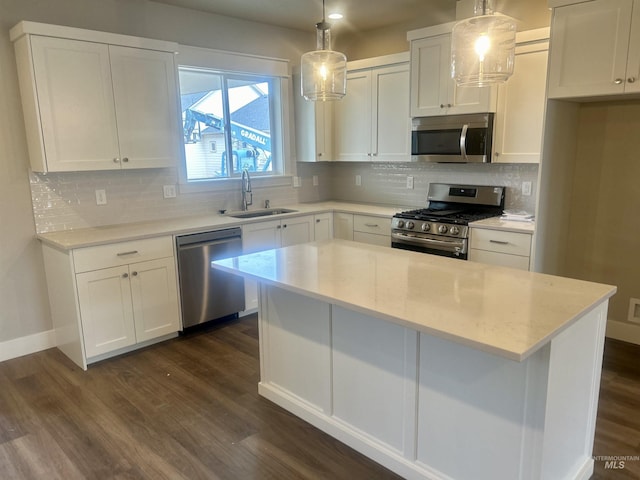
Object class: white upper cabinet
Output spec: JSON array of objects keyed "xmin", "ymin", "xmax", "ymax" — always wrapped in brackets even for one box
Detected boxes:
[
  {"xmin": 334, "ymin": 53, "xmax": 410, "ymax": 162},
  {"xmin": 408, "ymin": 24, "xmax": 497, "ymax": 117},
  {"xmin": 294, "ymin": 70, "xmax": 334, "ymax": 162},
  {"xmin": 548, "ymin": 0, "xmax": 640, "ymax": 98},
  {"xmin": 109, "ymin": 46, "xmax": 181, "ymax": 169},
  {"xmin": 11, "ymin": 22, "xmax": 181, "ymax": 172},
  {"xmin": 493, "ymin": 29, "xmax": 550, "ymax": 164}
]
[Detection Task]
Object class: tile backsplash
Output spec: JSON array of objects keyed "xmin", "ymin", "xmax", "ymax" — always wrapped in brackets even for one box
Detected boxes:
[
  {"xmin": 29, "ymin": 168, "xmax": 300, "ymax": 233},
  {"xmin": 30, "ymin": 162, "xmax": 538, "ymax": 233},
  {"xmin": 305, "ymin": 161, "xmax": 539, "ymax": 211}
]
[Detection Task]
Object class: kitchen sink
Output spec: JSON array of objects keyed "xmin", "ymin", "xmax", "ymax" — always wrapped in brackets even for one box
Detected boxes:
[{"xmin": 226, "ymin": 208, "xmax": 298, "ymax": 219}]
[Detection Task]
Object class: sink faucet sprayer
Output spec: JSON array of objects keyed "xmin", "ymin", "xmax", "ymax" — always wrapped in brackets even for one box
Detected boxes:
[{"xmin": 241, "ymin": 168, "xmax": 253, "ymax": 211}]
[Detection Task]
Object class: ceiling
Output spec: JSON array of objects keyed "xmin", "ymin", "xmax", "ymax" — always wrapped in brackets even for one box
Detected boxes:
[{"xmin": 145, "ymin": 0, "xmax": 459, "ymax": 32}]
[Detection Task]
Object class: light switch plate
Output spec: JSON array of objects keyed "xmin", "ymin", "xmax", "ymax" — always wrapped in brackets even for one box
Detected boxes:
[
  {"xmin": 95, "ymin": 189, "xmax": 107, "ymax": 205},
  {"xmin": 163, "ymin": 185, "xmax": 177, "ymax": 198},
  {"xmin": 406, "ymin": 176, "xmax": 414, "ymax": 189},
  {"xmin": 355, "ymin": 175, "xmax": 362, "ymax": 186},
  {"xmin": 293, "ymin": 176, "xmax": 301, "ymax": 188},
  {"xmin": 312, "ymin": 175, "xmax": 319, "ymax": 187},
  {"xmin": 522, "ymin": 181, "xmax": 532, "ymax": 196}
]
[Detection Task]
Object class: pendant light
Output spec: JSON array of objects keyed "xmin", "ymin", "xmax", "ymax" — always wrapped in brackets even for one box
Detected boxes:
[
  {"xmin": 300, "ymin": 0, "xmax": 347, "ymax": 101},
  {"xmin": 451, "ymin": 0, "xmax": 517, "ymax": 87}
]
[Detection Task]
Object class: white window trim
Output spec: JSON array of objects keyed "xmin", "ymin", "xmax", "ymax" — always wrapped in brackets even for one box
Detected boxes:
[{"xmin": 176, "ymin": 45, "xmax": 293, "ymax": 193}]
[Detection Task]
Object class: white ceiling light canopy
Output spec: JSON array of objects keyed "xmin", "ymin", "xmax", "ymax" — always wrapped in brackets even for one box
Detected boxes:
[
  {"xmin": 300, "ymin": 0, "xmax": 347, "ymax": 101},
  {"xmin": 451, "ymin": 0, "xmax": 517, "ymax": 87}
]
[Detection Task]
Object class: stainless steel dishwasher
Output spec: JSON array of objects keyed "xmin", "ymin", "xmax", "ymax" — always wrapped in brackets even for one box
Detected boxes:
[{"xmin": 176, "ymin": 227, "xmax": 245, "ymax": 328}]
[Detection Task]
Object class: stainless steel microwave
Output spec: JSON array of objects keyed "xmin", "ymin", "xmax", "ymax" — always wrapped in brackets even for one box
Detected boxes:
[{"xmin": 411, "ymin": 113, "xmax": 494, "ymax": 163}]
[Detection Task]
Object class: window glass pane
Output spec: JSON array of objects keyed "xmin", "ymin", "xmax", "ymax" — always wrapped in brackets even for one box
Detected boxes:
[
  {"xmin": 180, "ymin": 69, "xmax": 230, "ymax": 180},
  {"xmin": 179, "ymin": 68, "xmax": 275, "ymax": 181},
  {"xmin": 227, "ymin": 78, "xmax": 273, "ymax": 175}
]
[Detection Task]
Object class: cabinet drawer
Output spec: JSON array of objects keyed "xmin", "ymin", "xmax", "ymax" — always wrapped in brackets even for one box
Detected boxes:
[
  {"xmin": 469, "ymin": 249, "xmax": 530, "ymax": 271},
  {"xmin": 353, "ymin": 215, "xmax": 391, "ymax": 235},
  {"xmin": 73, "ymin": 236, "xmax": 174, "ymax": 273},
  {"xmin": 354, "ymin": 231, "xmax": 390, "ymax": 247},
  {"xmin": 470, "ymin": 229, "xmax": 532, "ymax": 257}
]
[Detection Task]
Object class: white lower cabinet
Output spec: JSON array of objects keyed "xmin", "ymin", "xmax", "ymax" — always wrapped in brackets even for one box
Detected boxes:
[
  {"xmin": 469, "ymin": 228, "xmax": 533, "ymax": 270},
  {"xmin": 333, "ymin": 212, "xmax": 354, "ymax": 240},
  {"xmin": 42, "ymin": 235, "xmax": 180, "ymax": 369},
  {"xmin": 76, "ymin": 256, "xmax": 179, "ymax": 357},
  {"xmin": 242, "ymin": 215, "xmax": 315, "ymax": 310},
  {"xmin": 353, "ymin": 214, "xmax": 391, "ymax": 247},
  {"xmin": 314, "ymin": 213, "xmax": 333, "ymax": 241}
]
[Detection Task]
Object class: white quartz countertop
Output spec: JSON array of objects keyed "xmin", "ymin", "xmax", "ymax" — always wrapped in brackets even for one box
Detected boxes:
[
  {"xmin": 212, "ymin": 239, "xmax": 615, "ymax": 362},
  {"xmin": 37, "ymin": 202, "xmax": 406, "ymax": 250},
  {"xmin": 469, "ymin": 216, "xmax": 535, "ymax": 233}
]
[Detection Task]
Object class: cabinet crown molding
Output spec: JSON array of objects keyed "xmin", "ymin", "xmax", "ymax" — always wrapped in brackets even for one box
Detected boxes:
[{"xmin": 9, "ymin": 21, "xmax": 178, "ymax": 53}]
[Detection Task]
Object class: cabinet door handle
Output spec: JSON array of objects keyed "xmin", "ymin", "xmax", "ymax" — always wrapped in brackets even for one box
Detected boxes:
[
  {"xmin": 122, "ymin": 272, "xmax": 129, "ymax": 279},
  {"xmin": 113, "ymin": 158, "xmax": 120, "ymax": 163},
  {"xmin": 316, "ymin": 219, "xmax": 321, "ymax": 223},
  {"xmin": 117, "ymin": 250, "xmax": 139, "ymax": 256},
  {"xmin": 122, "ymin": 157, "xmax": 129, "ymax": 163},
  {"xmin": 131, "ymin": 271, "xmax": 138, "ymax": 276},
  {"xmin": 282, "ymin": 224, "xmax": 287, "ymax": 228},
  {"xmin": 440, "ymin": 104, "xmax": 445, "ymax": 108},
  {"xmin": 489, "ymin": 240, "xmax": 509, "ymax": 245},
  {"xmin": 276, "ymin": 225, "xmax": 281, "ymax": 229},
  {"xmin": 365, "ymin": 223, "xmax": 379, "ymax": 228},
  {"xmin": 614, "ymin": 78, "xmax": 624, "ymax": 84},
  {"xmin": 628, "ymin": 77, "xmax": 637, "ymax": 83}
]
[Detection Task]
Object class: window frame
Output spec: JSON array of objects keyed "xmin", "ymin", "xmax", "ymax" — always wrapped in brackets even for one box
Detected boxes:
[{"xmin": 175, "ymin": 45, "xmax": 293, "ymax": 193}]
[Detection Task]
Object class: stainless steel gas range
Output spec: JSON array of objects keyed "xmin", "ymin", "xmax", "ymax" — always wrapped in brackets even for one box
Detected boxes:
[{"xmin": 391, "ymin": 183, "xmax": 505, "ymax": 259}]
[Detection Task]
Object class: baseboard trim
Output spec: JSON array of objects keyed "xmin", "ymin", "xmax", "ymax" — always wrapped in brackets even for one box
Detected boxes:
[
  {"xmin": 0, "ymin": 329, "xmax": 56, "ymax": 363},
  {"xmin": 606, "ymin": 319, "xmax": 640, "ymax": 346}
]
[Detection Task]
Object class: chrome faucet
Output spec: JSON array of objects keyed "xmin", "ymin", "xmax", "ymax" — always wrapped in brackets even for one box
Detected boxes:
[{"xmin": 241, "ymin": 168, "xmax": 252, "ymax": 211}]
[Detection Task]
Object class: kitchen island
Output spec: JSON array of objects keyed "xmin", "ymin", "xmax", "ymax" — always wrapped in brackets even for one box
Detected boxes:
[{"xmin": 212, "ymin": 240, "xmax": 616, "ymax": 480}]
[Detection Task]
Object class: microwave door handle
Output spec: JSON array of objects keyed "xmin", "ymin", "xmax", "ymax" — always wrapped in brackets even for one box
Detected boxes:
[{"xmin": 460, "ymin": 124, "xmax": 469, "ymax": 161}]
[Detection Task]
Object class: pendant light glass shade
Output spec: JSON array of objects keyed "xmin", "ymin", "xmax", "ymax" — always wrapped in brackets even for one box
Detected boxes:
[
  {"xmin": 301, "ymin": 10, "xmax": 347, "ymax": 101},
  {"xmin": 451, "ymin": 0, "xmax": 516, "ymax": 87}
]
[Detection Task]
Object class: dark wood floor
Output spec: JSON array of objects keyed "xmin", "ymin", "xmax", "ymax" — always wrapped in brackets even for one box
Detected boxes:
[
  {"xmin": 0, "ymin": 315, "xmax": 638, "ymax": 479},
  {"xmin": 592, "ymin": 338, "xmax": 640, "ymax": 479}
]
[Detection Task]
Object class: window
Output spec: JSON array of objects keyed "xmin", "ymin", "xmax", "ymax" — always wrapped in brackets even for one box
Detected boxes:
[
  {"xmin": 176, "ymin": 46, "xmax": 290, "ymax": 188},
  {"xmin": 179, "ymin": 67, "xmax": 282, "ymax": 181}
]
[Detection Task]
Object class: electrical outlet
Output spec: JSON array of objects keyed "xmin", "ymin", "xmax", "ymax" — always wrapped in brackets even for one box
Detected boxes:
[
  {"xmin": 355, "ymin": 175, "xmax": 362, "ymax": 186},
  {"xmin": 406, "ymin": 176, "xmax": 414, "ymax": 189},
  {"xmin": 522, "ymin": 181, "xmax": 532, "ymax": 196},
  {"xmin": 163, "ymin": 185, "xmax": 177, "ymax": 198},
  {"xmin": 629, "ymin": 298, "xmax": 640, "ymax": 324},
  {"xmin": 95, "ymin": 189, "xmax": 107, "ymax": 205},
  {"xmin": 293, "ymin": 176, "xmax": 301, "ymax": 188},
  {"xmin": 312, "ymin": 175, "xmax": 319, "ymax": 187}
]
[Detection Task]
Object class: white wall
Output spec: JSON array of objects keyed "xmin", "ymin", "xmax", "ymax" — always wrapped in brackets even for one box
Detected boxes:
[{"xmin": 0, "ymin": 0, "xmax": 312, "ymax": 346}]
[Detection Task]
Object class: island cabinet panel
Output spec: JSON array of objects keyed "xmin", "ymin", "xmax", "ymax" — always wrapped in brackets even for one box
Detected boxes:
[
  {"xmin": 259, "ymin": 286, "xmax": 331, "ymax": 413},
  {"xmin": 416, "ymin": 333, "xmax": 549, "ymax": 480},
  {"xmin": 331, "ymin": 306, "xmax": 417, "ymax": 455},
  {"xmin": 253, "ymin": 281, "xmax": 610, "ymax": 480}
]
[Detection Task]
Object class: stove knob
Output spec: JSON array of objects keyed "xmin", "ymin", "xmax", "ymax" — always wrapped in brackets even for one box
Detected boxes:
[
  {"xmin": 450, "ymin": 226, "xmax": 460, "ymax": 235},
  {"xmin": 406, "ymin": 221, "xmax": 415, "ymax": 230},
  {"xmin": 438, "ymin": 225, "xmax": 449, "ymax": 234},
  {"xmin": 421, "ymin": 223, "xmax": 430, "ymax": 232},
  {"xmin": 397, "ymin": 220, "xmax": 405, "ymax": 228}
]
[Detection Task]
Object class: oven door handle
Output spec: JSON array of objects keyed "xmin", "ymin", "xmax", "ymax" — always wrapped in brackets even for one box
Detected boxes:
[
  {"xmin": 391, "ymin": 232, "xmax": 466, "ymax": 252},
  {"xmin": 460, "ymin": 123, "xmax": 469, "ymax": 161}
]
